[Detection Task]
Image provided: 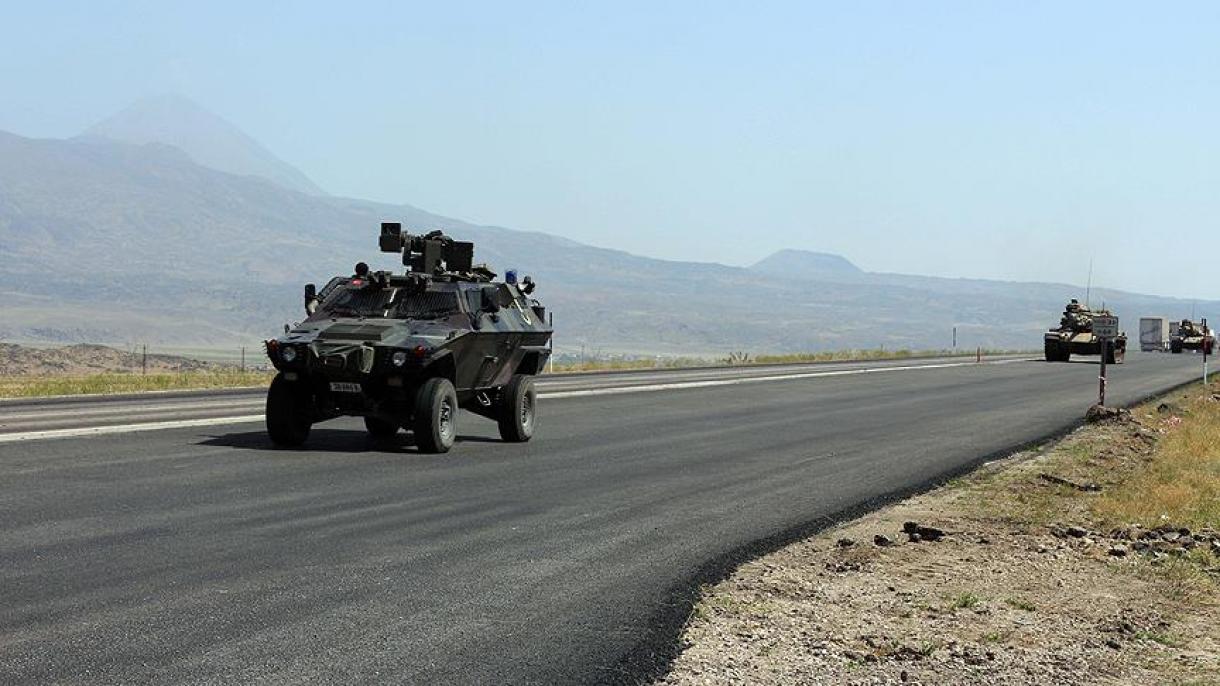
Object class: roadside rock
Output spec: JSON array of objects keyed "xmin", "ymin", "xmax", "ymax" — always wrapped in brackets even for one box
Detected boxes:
[
  {"xmin": 902, "ymin": 521, "xmax": 945, "ymax": 542},
  {"xmin": 1086, "ymin": 405, "xmax": 1132, "ymax": 424}
]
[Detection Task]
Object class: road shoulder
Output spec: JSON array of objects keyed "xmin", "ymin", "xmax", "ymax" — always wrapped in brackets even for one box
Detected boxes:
[{"xmin": 658, "ymin": 383, "xmax": 1220, "ymax": 685}]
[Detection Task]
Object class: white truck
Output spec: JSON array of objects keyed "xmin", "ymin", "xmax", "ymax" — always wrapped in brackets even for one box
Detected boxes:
[{"xmin": 1139, "ymin": 317, "xmax": 1170, "ymax": 352}]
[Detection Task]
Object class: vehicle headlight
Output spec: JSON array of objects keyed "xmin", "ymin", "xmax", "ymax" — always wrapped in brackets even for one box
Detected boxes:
[
  {"xmin": 391, "ymin": 351, "xmax": 408, "ymax": 367},
  {"xmin": 281, "ymin": 346, "xmax": 298, "ymax": 363}
]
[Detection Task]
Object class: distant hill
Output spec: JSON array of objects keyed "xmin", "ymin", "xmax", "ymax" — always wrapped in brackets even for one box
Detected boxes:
[
  {"xmin": 0, "ymin": 342, "xmax": 223, "ymax": 376},
  {"xmin": 80, "ymin": 94, "xmax": 324, "ymax": 195},
  {"xmin": 1, "ymin": 114, "xmax": 1215, "ymax": 355},
  {"xmin": 751, "ymin": 249, "xmax": 861, "ymax": 276}
]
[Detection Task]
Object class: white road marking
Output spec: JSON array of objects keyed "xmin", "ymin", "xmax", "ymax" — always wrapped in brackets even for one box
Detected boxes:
[
  {"xmin": 0, "ymin": 415, "xmax": 265, "ymax": 444},
  {"xmin": 0, "ymin": 400, "xmax": 265, "ymax": 421},
  {"xmin": 539, "ymin": 358, "xmax": 1030, "ymax": 398},
  {"xmin": 0, "ymin": 358, "xmax": 1032, "ymax": 443}
]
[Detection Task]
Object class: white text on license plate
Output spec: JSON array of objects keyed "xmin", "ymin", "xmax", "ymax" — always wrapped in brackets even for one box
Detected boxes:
[{"xmin": 329, "ymin": 382, "xmax": 362, "ymax": 393}]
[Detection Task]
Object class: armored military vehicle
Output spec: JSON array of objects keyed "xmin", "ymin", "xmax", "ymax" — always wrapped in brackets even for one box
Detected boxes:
[
  {"xmin": 263, "ymin": 223, "xmax": 553, "ymax": 452},
  {"xmin": 1170, "ymin": 319, "xmax": 1213, "ymax": 354},
  {"xmin": 1044, "ymin": 299, "xmax": 1126, "ymax": 363}
]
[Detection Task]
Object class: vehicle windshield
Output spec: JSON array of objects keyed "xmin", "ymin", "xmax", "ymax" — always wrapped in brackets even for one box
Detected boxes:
[
  {"xmin": 309, "ymin": 283, "xmax": 464, "ymax": 320},
  {"xmin": 310, "ymin": 284, "xmax": 394, "ymax": 319}
]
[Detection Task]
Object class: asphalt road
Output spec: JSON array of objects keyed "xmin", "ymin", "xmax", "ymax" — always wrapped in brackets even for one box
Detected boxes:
[{"xmin": 0, "ymin": 353, "xmax": 1205, "ymax": 684}]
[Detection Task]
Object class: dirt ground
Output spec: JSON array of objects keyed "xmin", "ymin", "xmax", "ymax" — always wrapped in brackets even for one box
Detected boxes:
[{"xmin": 659, "ymin": 389, "xmax": 1220, "ymax": 686}]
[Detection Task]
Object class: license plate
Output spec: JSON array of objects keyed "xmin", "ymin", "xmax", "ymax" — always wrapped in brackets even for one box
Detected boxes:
[{"xmin": 329, "ymin": 382, "xmax": 362, "ymax": 393}]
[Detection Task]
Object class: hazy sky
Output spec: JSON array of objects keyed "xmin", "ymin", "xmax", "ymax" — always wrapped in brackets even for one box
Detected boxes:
[{"xmin": 1, "ymin": 2, "xmax": 1216, "ymax": 298}]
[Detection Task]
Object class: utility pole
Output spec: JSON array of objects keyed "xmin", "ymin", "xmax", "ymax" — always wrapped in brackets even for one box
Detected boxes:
[
  {"xmin": 142, "ymin": 344, "xmax": 147, "ymax": 376},
  {"xmin": 952, "ymin": 326, "xmax": 957, "ymax": 350},
  {"xmin": 548, "ymin": 312, "xmax": 554, "ymax": 374},
  {"xmin": 240, "ymin": 346, "xmax": 246, "ymax": 373}
]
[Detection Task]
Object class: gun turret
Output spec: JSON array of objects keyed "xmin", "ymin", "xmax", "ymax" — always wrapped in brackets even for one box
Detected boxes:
[{"xmin": 380, "ymin": 222, "xmax": 476, "ymax": 275}]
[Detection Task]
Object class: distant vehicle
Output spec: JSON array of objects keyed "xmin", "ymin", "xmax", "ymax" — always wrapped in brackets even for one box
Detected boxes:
[
  {"xmin": 263, "ymin": 223, "xmax": 553, "ymax": 452},
  {"xmin": 1138, "ymin": 317, "xmax": 1170, "ymax": 352},
  {"xmin": 1044, "ymin": 299, "xmax": 1125, "ymax": 363},
  {"xmin": 1170, "ymin": 319, "xmax": 1214, "ymax": 354}
]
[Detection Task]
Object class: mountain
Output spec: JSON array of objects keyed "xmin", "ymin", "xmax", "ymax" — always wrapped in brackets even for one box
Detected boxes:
[
  {"xmin": 0, "ymin": 126, "xmax": 1214, "ymax": 355},
  {"xmin": 80, "ymin": 94, "xmax": 324, "ymax": 195}
]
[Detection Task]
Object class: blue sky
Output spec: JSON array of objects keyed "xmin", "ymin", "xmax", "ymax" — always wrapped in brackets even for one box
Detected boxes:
[{"xmin": 1, "ymin": 1, "xmax": 1216, "ymax": 298}]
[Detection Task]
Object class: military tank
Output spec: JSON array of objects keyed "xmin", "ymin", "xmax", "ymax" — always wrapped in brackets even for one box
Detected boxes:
[
  {"xmin": 1043, "ymin": 299, "xmax": 1126, "ymax": 363},
  {"xmin": 1170, "ymin": 319, "xmax": 1213, "ymax": 354},
  {"xmin": 263, "ymin": 223, "xmax": 553, "ymax": 452}
]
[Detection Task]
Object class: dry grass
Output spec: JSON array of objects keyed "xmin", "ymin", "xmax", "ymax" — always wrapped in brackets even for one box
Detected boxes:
[
  {"xmin": 550, "ymin": 347, "xmax": 1032, "ymax": 373},
  {"xmin": 548, "ymin": 357, "xmax": 708, "ymax": 373},
  {"xmin": 1093, "ymin": 392, "xmax": 1220, "ymax": 530},
  {"xmin": 754, "ymin": 348, "xmax": 1026, "ymax": 364},
  {"xmin": 0, "ymin": 371, "xmax": 273, "ymax": 398}
]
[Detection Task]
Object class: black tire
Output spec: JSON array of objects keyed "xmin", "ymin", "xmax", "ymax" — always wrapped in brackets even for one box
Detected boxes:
[
  {"xmin": 497, "ymin": 374, "xmax": 537, "ymax": 443},
  {"xmin": 413, "ymin": 377, "xmax": 457, "ymax": 453},
  {"xmin": 1171, "ymin": 340, "xmax": 1183, "ymax": 354},
  {"xmin": 1043, "ymin": 340, "xmax": 1057, "ymax": 362},
  {"xmin": 364, "ymin": 416, "xmax": 398, "ymax": 439},
  {"xmin": 1104, "ymin": 343, "xmax": 1118, "ymax": 365},
  {"xmin": 266, "ymin": 373, "xmax": 312, "ymax": 447}
]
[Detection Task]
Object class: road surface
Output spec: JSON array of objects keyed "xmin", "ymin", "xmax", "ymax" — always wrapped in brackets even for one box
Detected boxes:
[{"xmin": 0, "ymin": 353, "xmax": 1204, "ymax": 684}]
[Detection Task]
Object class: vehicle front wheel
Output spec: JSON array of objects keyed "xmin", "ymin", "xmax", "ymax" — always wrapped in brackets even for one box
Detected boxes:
[
  {"xmin": 497, "ymin": 374, "xmax": 537, "ymax": 443},
  {"xmin": 364, "ymin": 416, "xmax": 398, "ymax": 439},
  {"xmin": 413, "ymin": 377, "xmax": 457, "ymax": 453},
  {"xmin": 266, "ymin": 373, "xmax": 312, "ymax": 447},
  {"xmin": 1043, "ymin": 341, "xmax": 1056, "ymax": 362}
]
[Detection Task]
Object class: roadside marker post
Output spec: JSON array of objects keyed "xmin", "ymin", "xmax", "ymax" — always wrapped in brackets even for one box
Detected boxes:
[
  {"xmin": 1099, "ymin": 347, "xmax": 1107, "ymax": 406},
  {"xmin": 1093, "ymin": 315, "xmax": 1119, "ymax": 407},
  {"xmin": 1203, "ymin": 318, "xmax": 1209, "ymax": 385}
]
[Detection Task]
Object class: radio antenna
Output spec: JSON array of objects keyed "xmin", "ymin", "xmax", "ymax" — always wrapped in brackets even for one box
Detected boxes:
[{"xmin": 1085, "ymin": 257, "xmax": 1094, "ymax": 309}]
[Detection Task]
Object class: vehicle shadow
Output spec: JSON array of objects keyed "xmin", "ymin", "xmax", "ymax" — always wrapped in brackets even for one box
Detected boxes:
[{"xmin": 198, "ymin": 428, "xmax": 500, "ymax": 453}]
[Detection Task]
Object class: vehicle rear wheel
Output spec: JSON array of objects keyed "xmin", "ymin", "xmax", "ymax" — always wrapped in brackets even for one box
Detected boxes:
[
  {"xmin": 266, "ymin": 373, "xmax": 312, "ymax": 447},
  {"xmin": 413, "ymin": 377, "xmax": 457, "ymax": 453},
  {"xmin": 497, "ymin": 374, "xmax": 537, "ymax": 443},
  {"xmin": 1171, "ymin": 340, "xmax": 1183, "ymax": 353},
  {"xmin": 364, "ymin": 416, "xmax": 398, "ymax": 439},
  {"xmin": 1104, "ymin": 342, "xmax": 1123, "ymax": 365}
]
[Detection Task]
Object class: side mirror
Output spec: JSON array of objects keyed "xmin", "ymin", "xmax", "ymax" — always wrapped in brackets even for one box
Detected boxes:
[{"xmin": 304, "ymin": 283, "xmax": 318, "ymax": 315}]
